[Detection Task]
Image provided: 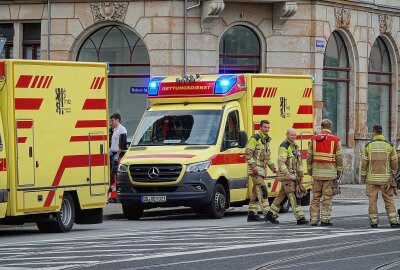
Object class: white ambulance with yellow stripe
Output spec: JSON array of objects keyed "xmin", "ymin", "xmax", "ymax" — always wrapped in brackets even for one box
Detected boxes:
[
  {"xmin": 0, "ymin": 59, "xmax": 109, "ymax": 232},
  {"xmin": 117, "ymin": 74, "xmax": 314, "ymax": 219}
]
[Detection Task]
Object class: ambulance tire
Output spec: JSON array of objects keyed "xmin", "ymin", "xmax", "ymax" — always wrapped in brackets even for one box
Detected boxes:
[
  {"xmin": 122, "ymin": 204, "xmax": 144, "ymax": 220},
  {"xmin": 207, "ymin": 183, "xmax": 226, "ymax": 219},
  {"xmin": 50, "ymin": 193, "xmax": 75, "ymax": 233}
]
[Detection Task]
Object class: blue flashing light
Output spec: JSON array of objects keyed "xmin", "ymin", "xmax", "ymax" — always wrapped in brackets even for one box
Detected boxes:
[
  {"xmin": 148, "ymin": 77, "xmax": 165, "ymax": 96},
  {"xmin": 214, "ymin": 75, "xmax": 237, "ymax": 94}
]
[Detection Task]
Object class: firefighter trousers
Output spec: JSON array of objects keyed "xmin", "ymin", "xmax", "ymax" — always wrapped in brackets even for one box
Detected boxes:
[
  {"xmin": 249, "ymin": 176, "xmax": 270, "ymax": 216},
  {"xmin": 366, "ymin": 184, "xmax": 398, "ymax": 225},
  {"xmin": 310, "ymin": 179, "xmax": 333, "ymax": 223},
  {"xmin": 270, "ymin": 180, "xmax": 305, "ymax": 220}
]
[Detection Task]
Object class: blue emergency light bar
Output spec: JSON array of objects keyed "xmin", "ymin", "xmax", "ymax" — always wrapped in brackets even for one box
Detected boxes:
[
  {"xmin": 214, "ymin": 75, "xmax": 237, "ymax": 94},
  {"xmin": 148, "ymin": 77, "xmax": 165, "ymax": 96}
]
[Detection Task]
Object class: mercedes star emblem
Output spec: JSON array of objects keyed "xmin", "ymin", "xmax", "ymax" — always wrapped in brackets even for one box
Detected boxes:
[{"xmin": 148, "ymin": 167, "xmax": 160, "ymax": 179}]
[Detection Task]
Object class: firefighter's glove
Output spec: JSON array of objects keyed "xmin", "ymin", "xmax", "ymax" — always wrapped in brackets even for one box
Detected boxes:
[
  {"xmin": 113, "ymin": 153, "xmax": 119, "ymax": 162},
  {"xmin": 332, "ymin": 179, "xmax": 341, "ymax": 196},
  {"xmin": 252, "ymin": 166, "xmax": 258, "ymax": 176},
  {"xmin": 295, "ymin": 178, "xmax": 307, "ymax": 198}
]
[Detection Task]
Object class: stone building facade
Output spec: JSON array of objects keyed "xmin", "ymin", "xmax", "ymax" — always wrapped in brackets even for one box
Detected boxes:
[{"xmin": 1, "ymin": 0, "xmax": 400, "ymax": 183}]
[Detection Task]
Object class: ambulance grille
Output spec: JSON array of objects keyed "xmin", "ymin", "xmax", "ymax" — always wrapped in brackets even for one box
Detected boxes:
[{"xmin": 129, "ymin": 164, "xmax": 182, "ymax": 182}]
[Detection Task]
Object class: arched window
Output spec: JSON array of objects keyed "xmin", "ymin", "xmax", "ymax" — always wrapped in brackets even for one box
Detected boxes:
[
  {"xmin": 367, "ymin": 37, "xmax": 391, "ymax": 139},
  {"xmin": 219, "ymin": 25, "xmax": 260, "ymax": 74},
  {"xmin": 77, "ymin": 25, "xmax": 150, "ymax": 137},
  {"xmin": 322, "ymin": 31, "xmax": 349, "ymax": 144}
]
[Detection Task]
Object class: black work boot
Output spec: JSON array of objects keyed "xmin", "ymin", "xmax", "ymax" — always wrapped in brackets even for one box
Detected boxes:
[
  {"xmin": 297, "ymin": 217, "xmax": 309, "ymax": 225},
  {"xmin": 370, "ymin": 224, "xmax": 378, "ymax": 228},
  {"xmin": 390, "ymin": 223, "xmax": 400, "ymax": 228},
  {"xmin": 265, "ymin": 211, "xmax": 279, "ymax": 224},
  {"xmin": 247, "ymin": 212, "xmax": 262, "ymax": 222},
  {"xmin": 321, "ymin": 221, "xmax": 333, "ymax": 226}
]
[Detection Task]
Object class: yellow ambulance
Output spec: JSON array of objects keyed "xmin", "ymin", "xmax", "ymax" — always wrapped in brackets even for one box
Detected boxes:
[
  {"xmin": 117, "ymin": 74, "xmax": 313, "ymax": 219},
  {"xmin": 0, "ymin": 59, "xmax": 109, "ymax": 232}
]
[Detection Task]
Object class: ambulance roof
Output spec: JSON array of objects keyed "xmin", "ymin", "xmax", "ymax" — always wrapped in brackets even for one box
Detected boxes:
[{"xmin": 147, "ymin": 74, "xmax": 246, "ymax": 105}]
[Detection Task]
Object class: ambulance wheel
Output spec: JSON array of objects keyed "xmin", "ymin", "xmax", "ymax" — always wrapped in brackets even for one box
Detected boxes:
[
  {"xmin": 122, "ymin": 204, "xmax": 143, "ymax": 220},
  {"xmin": 50, "ymin": 193, "xmax": 75, "ymax": 233},
  {"xmin": 207, "ymin": 183, "xmax": 226, "ymax": 219},
  {"xmin": 279, "ymin": 199, "xmax": 290, "ymax": 213}
]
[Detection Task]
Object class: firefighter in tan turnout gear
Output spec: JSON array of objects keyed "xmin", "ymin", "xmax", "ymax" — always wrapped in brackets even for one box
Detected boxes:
[
  {"xmin": 307, "ymin": 119, "xmax": 343, "ymax": 226},
  {"xmin": 245, "ymin": 120, "xmax": 277, "ymax": 222},
  {"xmin": 361, "ymin": 124, "xmax": 400, "ymax": 228},
  {"xmin": 265, "ymin": 128, "xmax": 309, "ymax": 225}
]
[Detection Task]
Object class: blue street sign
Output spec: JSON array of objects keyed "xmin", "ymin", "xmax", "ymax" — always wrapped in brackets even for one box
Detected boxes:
[{"xmin": 130, "ymin": 86, "xmax": 148, "ymax": 94}]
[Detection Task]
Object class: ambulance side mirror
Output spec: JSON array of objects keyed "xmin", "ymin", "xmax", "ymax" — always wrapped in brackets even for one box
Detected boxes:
[{"xmin": 238, "ymin": 131, "xmax": 247, "ymax": 148}]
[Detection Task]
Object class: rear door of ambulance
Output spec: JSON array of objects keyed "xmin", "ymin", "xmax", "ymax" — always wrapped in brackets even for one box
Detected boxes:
[
  {"xmin": 248, "ymin": 74, "xmax": 314, "ymax": 197},
  {"xmin": 12, "ymin": 60, "xmax": 108, "ymax": 214}
]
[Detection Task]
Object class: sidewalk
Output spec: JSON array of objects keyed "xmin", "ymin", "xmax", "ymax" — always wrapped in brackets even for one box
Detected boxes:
[{"xmin": 103, "ymin": 184, "xmax": 369, "ymax": 220}]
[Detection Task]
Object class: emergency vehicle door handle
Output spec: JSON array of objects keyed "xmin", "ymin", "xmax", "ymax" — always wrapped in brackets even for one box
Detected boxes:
[
  {"xmin": 100, "ymin": 144, "xmax": 104, "ymax": 154},
  {"xmin": 29, "ymin": 147, "xmax": 32, "ymax": 157},
  {"xmin": 36, "ymin": 161, "xmax": 39, "ymax": 168}
]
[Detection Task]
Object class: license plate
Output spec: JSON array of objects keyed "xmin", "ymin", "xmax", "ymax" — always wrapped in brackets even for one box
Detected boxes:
[{"xmin": 141, "ymin": 196, "xmax": 167, "ymax": 203}]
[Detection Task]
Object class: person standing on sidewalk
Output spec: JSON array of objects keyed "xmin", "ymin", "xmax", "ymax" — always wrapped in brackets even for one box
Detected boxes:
[
  {"xmin": 361, "ymin": 124, "xmax": 400, "ymax": 228},
  {"xmin": 307, "ymin": 119, "xmax": 343, "ymax": 226},
  {"xmin": 265, "ymin": 128, "xmax": 309, "ymax": 225},
  {"xmin": 109, "ymin": 113, "xmax": 127, "ymax": 186},
  {"xmin": 245, "ymin": 120, "xmax": 277, "ymax": 222}
]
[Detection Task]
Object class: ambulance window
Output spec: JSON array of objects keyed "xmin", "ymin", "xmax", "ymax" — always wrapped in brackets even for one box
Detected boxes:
[{"xmin": 224, "ymin": 110, "xmax": 240, "ymax": 148}]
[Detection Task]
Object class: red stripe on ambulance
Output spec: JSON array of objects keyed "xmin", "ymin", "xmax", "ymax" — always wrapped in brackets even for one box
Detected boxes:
[
  {"xmin": 15, "ymin": 98, "xmax": 43, "ymax": 110},
  {"xmin": 70, "ymin": 135, "xmax": 107, "ymax": 142},
  {"xmin": 82, "ymin": 99, "xmax": 107, "ymax": 110},
  {"xmin": 17, "ymin": 137, "xmax": 27, "ymax": 143},
  {"xmin": 271, "ymin": 180, "xmax": 279, "ymax": 192},
  {"xmin": 253, "ymin": 87, "xmax": 264, "ymax": 97},
  {"xmin": 15, "ymin": 75, "xmax": 33, "ymax": 88},
  {"xmin": 293, "ymin": 122, "xmax": 313, "ymax": 129},
  {"xmin": 301, "ymin": 149, "xmax": 308, "ymax": 159},
  {"xmin": 30, "ymin": 76, "xmax": 39, "ymax": 88},
  {"xmin": 297, "ymin": 105, "xmax": 313, "ymax": 114},
  {"xmin": 209, "ymin": 153, "xmax": 245, "ymax": 165},
  {"xmin": 17, "ymin": 120, "xmax": 33, "ymax": 129},
  {"xmin": 44, "ymin": 154, "xmax": 108, "ymax": 207},
  {"xmin": 253, "ymin": 106, "xmax": 271, "ymax": 115},
  {"xmin": 75, "ymin": 120, "xmax": 107, "ymax": 128},
  {"xmin": 296, "ymin": 135, "xmax": 313, "ymax": 140},
  {"xmin": 0, "ymin": 158, "xmax": 6, "ymax": 172}
]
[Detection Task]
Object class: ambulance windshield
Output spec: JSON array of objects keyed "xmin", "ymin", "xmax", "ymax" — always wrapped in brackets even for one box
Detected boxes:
[{"xmin": 133, "ymin": 110, "xmax": 223, "ymax": 146}]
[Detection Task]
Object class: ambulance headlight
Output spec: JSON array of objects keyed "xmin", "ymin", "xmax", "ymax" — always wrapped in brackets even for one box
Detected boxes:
[
  {"xmin": 118, "ymin": 164, "xmax": 129, "ymax": 174},
  {"xmin": 186, "ymin": 161, "xmax": 211, "ymax": 173},
  {"xmin": 214, "ymin": 75, "xmax": 237, "ymax": 94},
  {"xmin": 148, "ymin": 77, "xmax": 165, "ymax": 96}
]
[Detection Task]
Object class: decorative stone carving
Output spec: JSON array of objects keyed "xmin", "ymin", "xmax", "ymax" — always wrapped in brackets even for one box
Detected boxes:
[
  {"xmin": 335, "ymin": 8, "xmax": 351, "ymax": 29},
  {"xmin": 379, "ymin": 14, "xmax": 393, "ymax": 34},
  {"xmin": 273, "ymin": 1, "xmax": 298, "ymax": 35},
  {"xmin": 201, "ymin": 0, "xmax": 225, "ymax": 33},
  {"xmin": 90, "ymin": 2, "xmax": 128, "ymax": 23}
]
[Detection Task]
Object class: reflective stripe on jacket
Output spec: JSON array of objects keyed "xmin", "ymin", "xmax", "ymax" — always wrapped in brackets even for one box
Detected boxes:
[
  {"xmin": 245, "ymin": 131, "xmax": 276, "ymax": 177},
  {"xmin": 277, "ymin": 139, "xmax": 303, "ymax": 181},
  {"xmin": 361, "ymin": 135, "xmax": 398, "ymax": 185},
  {"xmin": 306, "ymin": 129, "xmax": 343, "ymax": 180}
]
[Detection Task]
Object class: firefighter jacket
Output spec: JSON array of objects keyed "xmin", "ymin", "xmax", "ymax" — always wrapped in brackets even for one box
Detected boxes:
[
  {"xmin": 306, "ymin": 129, "xmax": 343, "ymax": 180},
  {"xmin": 361, "ymin": 135, "xmax": 398, "ymax": 185},
  {"xmin": 245, "ymin": 131, "xmax": 276, "ymax": 177},
  {"xmin": 277, "ymin": 139, "xmax": 304, "ymax": 181}
]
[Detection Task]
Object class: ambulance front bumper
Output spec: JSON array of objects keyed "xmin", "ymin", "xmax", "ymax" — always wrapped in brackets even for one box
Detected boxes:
[{"xmin": 116, "ymin": 170, "xmax": 215, "ymax": 208}]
